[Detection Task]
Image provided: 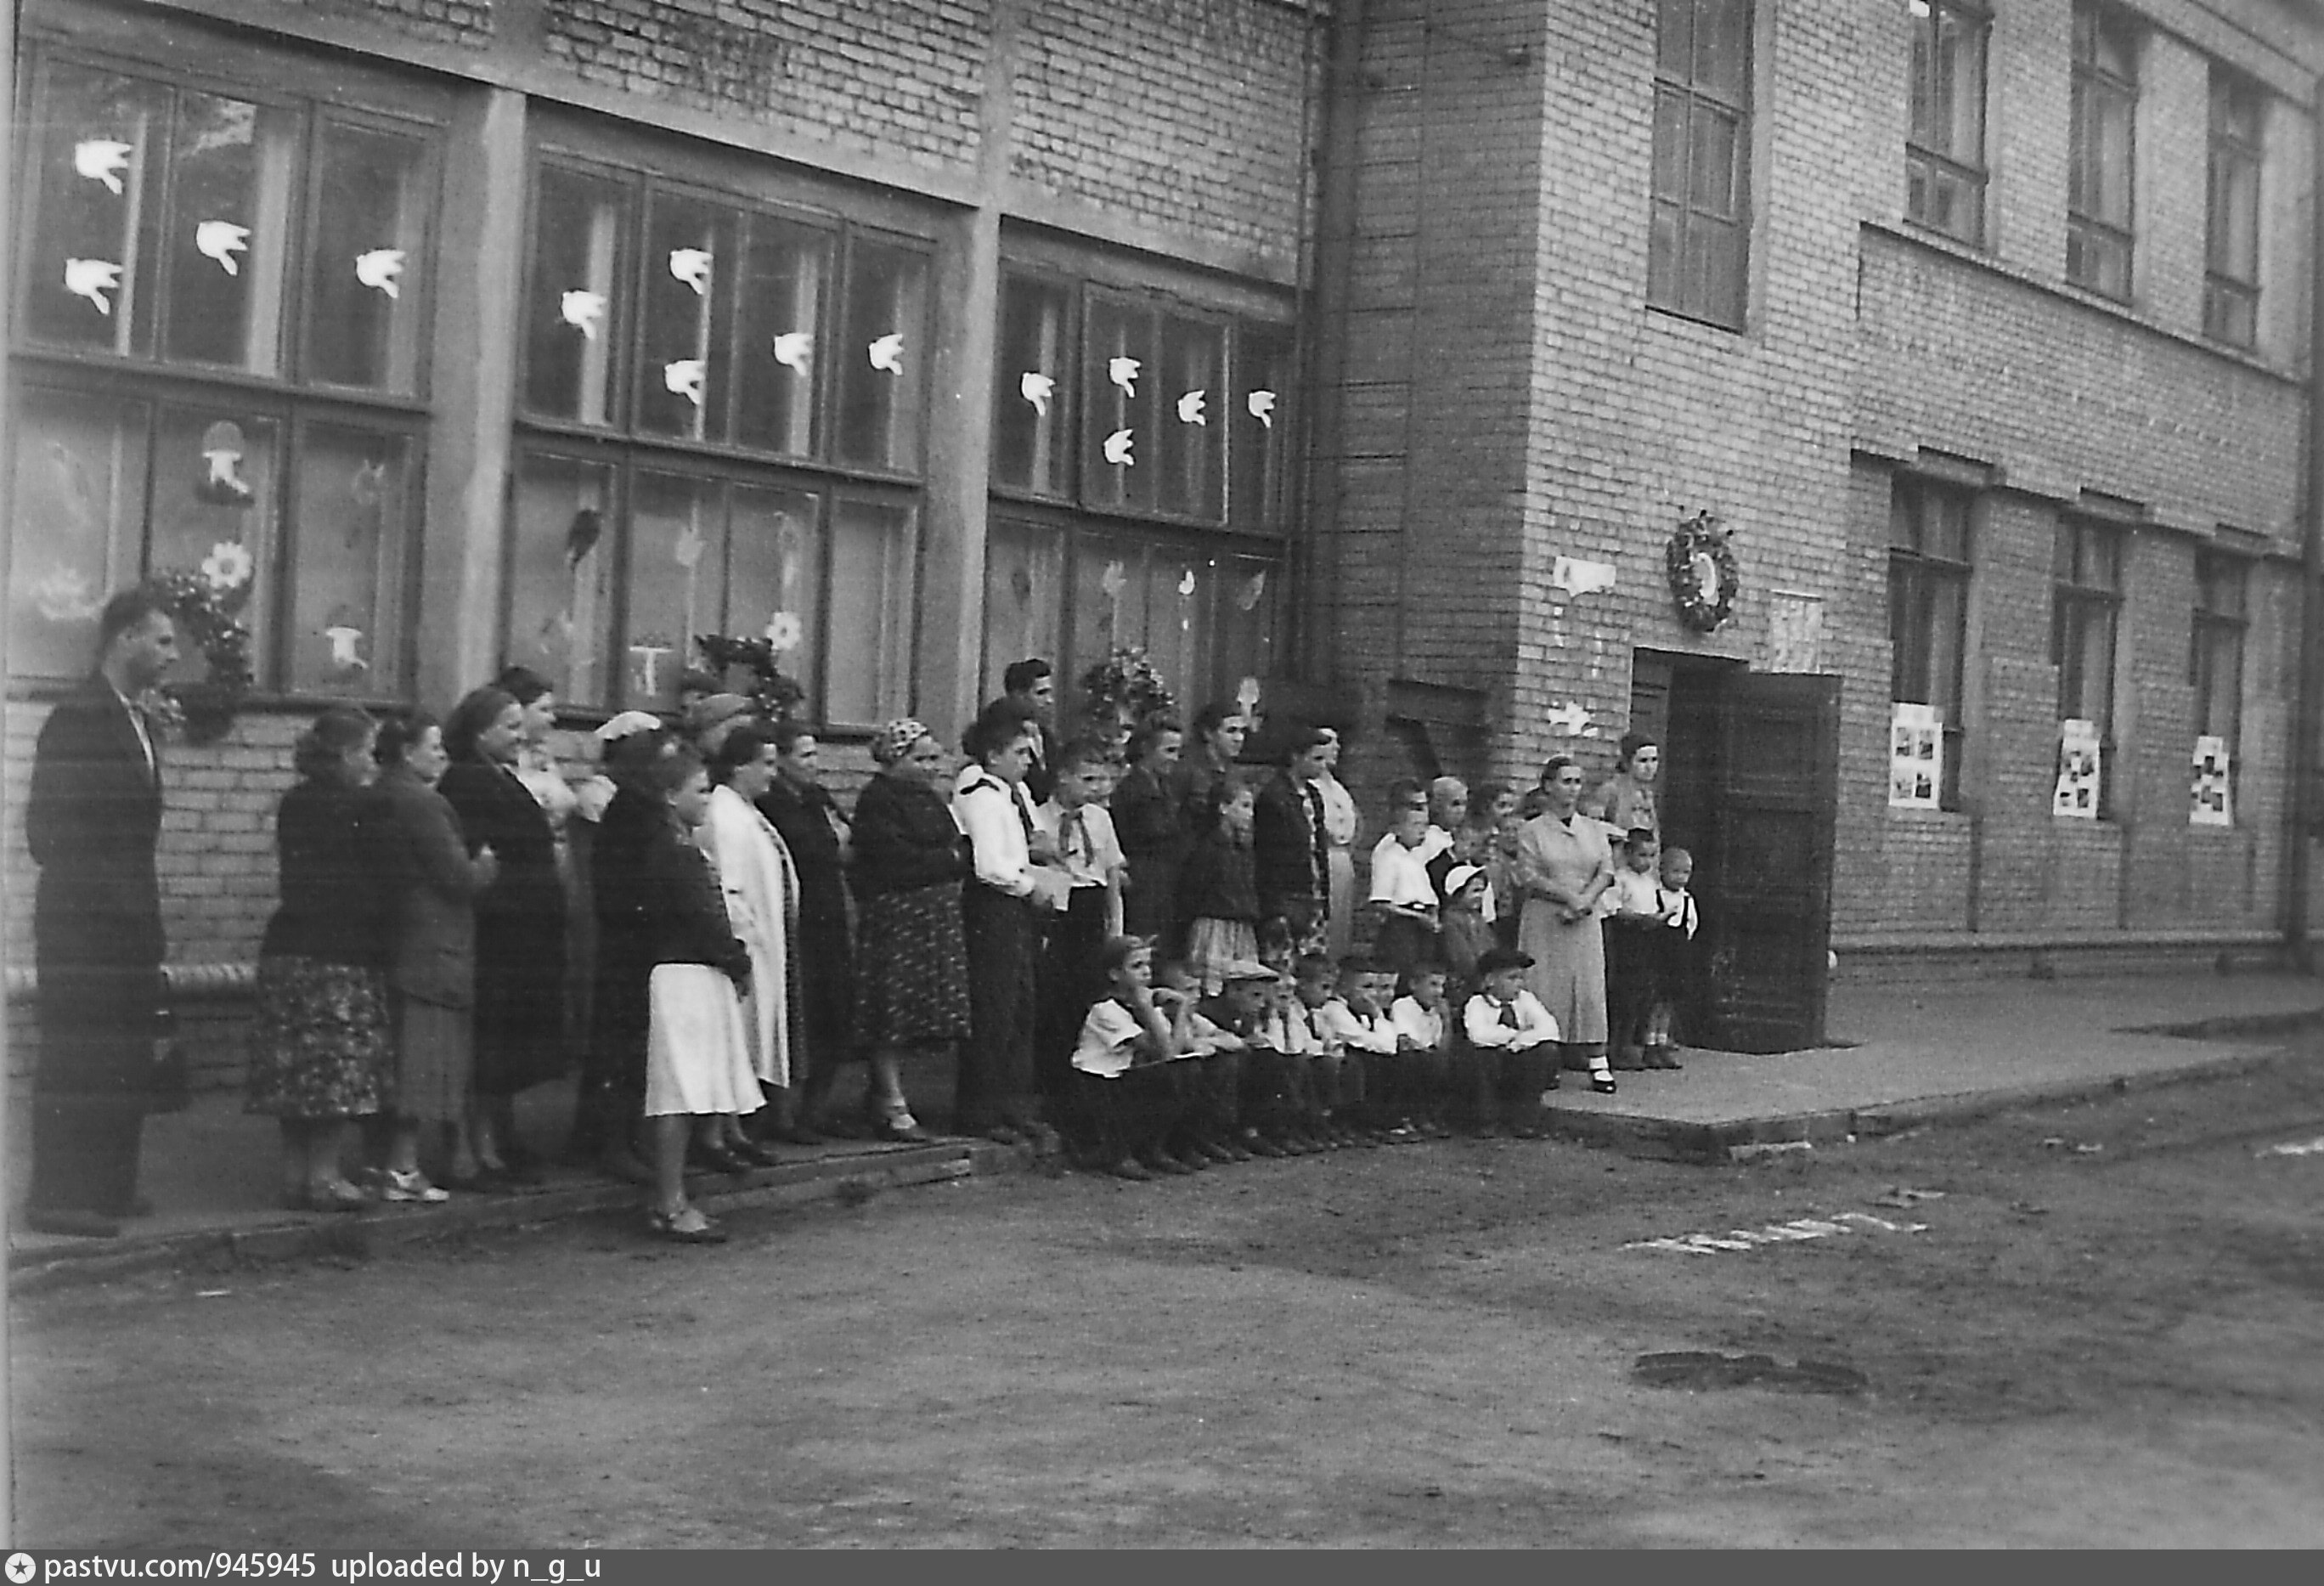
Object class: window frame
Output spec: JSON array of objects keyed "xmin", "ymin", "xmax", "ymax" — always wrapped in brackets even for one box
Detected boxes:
[
  {"xmin": 7, "ymin": 37, "xmax": 447, "ymax": 701},
  {"xmin": 2190, "ymin": 548, "xmax": 2248, "ymax": 778},
  {"xmin": 2050, "ymin": 516, "xmax": 2125, "ymax": 818},
  {"xmin": 1648, "ymin": 0, "xmax": 1756, "ymax": 331},
  {"xmin": 1887, "ymin": 475, "xmax": 1973, "ymax": 811},
  {"xmin": 2203, "ymin": 67, "xmax": 2264, "ymax": 349},
  {"xmin": 2067, "ymin": 0, "xmax": 2140, "ymax": 301},
  {"xmin": 1904, "ymin": 0, "xmax": 1991, "ymax": 246}
]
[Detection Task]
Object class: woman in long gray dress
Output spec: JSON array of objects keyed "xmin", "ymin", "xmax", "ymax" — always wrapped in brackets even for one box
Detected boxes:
[{"xmin": 1515, "ymin": 753, "xmax": 1618, "ymax": 1095}]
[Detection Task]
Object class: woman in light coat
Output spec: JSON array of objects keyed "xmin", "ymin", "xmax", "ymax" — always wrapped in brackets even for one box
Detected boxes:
[{"xmin": 702, "ymin": 723, "xmax": 804, "ymax": 1156}]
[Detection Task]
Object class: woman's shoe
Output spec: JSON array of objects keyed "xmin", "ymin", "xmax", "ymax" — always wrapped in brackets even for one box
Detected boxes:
[
  {"xmin": 381, "ymin": 1169, "xmax": 450, "ymax": 1205},
  {"xmin": 729, "ymin": 1137, "xmax": 783, "ymax": 1168},
  {"xmin": 646, "ymin": 1206, "xmax": 729, "ymax": 1245},
  {"xmin": 1647, "ymin": 1046, "xmax": 1685, "ymax": 1070},
  {"xmin": 878, "ymin": 1116, "xmax": 935, "ymax": 1145},
  {"xmin": 1589, "ymin": 1074, "xmax": 1619, "ymax": 1095},
  {"xmin": 691, "ymin": 1143, "xmax": 752, "ymax": 1176}
]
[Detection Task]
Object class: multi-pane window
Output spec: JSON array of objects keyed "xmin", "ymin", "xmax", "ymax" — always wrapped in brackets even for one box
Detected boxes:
[
  {"xmin": 505, "ymin": 146, "xmax": 928, "ymax": 725},
  {"xmin": 2052, "ymin": 517, "xmax": 2124, "ymax": 811},
  {"xmin": 1649, "ymin": 0, "xmax": 1753, "ymax": 330},
  {"xmin": 1906, "ymin": 0, "xmax": 1989, "ymax": 245},
  {"xmin": 2205, "ymin": 69, "xmax": 2265, "ymax": 349},
  {"xmin": 1888, "ymin": 477, "xmax": 1972, "ymax": 809},
  {"xmin": 985, "ymin": 262, "xmax": 1293, "ymax": 709},
  {"xmin": 2191, "ymin": 550, "xmax": 2247, "ymax": 753},
  {"xmin": 2067, "ymin": 1, "xmax": 2139, "ymax": 300},
  {"xmin": 9, "ymin": 48, "xmax": 441, "ymax": 694}
]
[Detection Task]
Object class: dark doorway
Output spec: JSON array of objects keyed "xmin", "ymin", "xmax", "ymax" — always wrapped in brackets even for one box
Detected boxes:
[{"xmin": 1631, "ymin": 652, "xmax": 1841, "ymax": 1053}]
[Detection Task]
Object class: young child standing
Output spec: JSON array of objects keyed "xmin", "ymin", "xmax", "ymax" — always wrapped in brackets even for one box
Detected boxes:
[
  {"xmin": 1035, "ymin": 738, "xmax": 1130, "ymax": 1133},
  {"xmin": 1368, "ymin": 803, "xmax": 1442, "ymax": 977},
  {"xmin": 1390, "ymin": 962, "xmax": 1457, "ymax": 1138},
  {"xmin": 1071, "ymin": 936, "xmax": 1194, "ymax": 1181},
  {"xmin": 1182, "ymin": 775, "xmax": 1262, "ymax": 995},
  {"xmin": 1436, "ymin": 862, "xmax": 1497, "ymax": 999},
  {"xmin": 1461, "ymin": 945, "xmax": 1561, "ymax": 1137},
  {"xmin": 1602, "ymin": 827, "xmax": 1663, "ymax": 1070},
  {"xmin": 1642, "ymin": 845, "xmax": 1699, "ymax": 1070}
]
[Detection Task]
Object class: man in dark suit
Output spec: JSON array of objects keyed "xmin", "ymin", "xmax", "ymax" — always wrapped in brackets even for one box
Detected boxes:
[{"xmin": 23, "ymin": 588, "xmax": 180, "ymax": 1237}]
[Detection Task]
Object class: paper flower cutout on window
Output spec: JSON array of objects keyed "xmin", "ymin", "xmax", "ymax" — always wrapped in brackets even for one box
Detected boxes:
[
  {"xmin": 1108, "ymin": 357, "xmax": 1141, "ymax": 398},
  {"xmin": 64, "ymin": 258, "xmax": 123, "ymax": 316},
  {"xmin": 1176, "ymin": 569, "xmax": 1198, "ymax": 597},
  {"xmin": 198, "ymin": 420, "xmax": 256, "ymax": 507},
  {"xmin": 1176, "ymin": 390, "xmax": 1208, "ymax": 426},
  {"xmin": 868, "ymin": 333, "xmax": 905, "ymax": 372},
  {"xmin": 200, "ymin": 540, "xmax": 255, "ymax": 593},
  {"xmin": 1102, "ymin": 428, "xmax": 1135, "ymax": 466},
  {"xmin": 1019, "ymin": 371, "xmax": 1055, "ymax": 416},
  {"xmin": 560, "ymin": 290, "xmax": 607, "ymax": 340},
  {"xmin": 663, "ymin": 358, "xmax": 706, "ymax": 406},
  {"xmin": 195, "ymin": 221, "xmax": 251, "ymax": 276},
  {"xmin": 771, "ymin": 331, "xmax": 813, "ymax": 374},
  {"xmin": 1246, "ymin": 389, "xmax": 1278, "ymax": 429},
  {"xmin": 73, "ymin": 139, "xmax": 133, "ymax": 195},
  {"xmin": 1235, "ymin": 569, "xmax": 1268, "ymax": 612},
  {"xmin": 672, "ymin": 522, "xmax": 705, "ymax": 570},
  {"xmin": 668, "ymin": 248, "xmax": 714, "ymax": 296},
  {"xmin": 31, "ymin": 565, "xmax": 105, "ymax": 625},
  {"xmin": 763, "ymin": 611, "xmax": 804, "ymax": 652},
  {"xmin": 355, "ymin": 249, "xmax": 405, "ymax": 299}
]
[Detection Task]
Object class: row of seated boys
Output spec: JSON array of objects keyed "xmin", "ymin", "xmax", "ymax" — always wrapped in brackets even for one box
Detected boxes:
[{"xmin": 1068, "ymin": 936, "xmax": 1564, "ymax": 1181}]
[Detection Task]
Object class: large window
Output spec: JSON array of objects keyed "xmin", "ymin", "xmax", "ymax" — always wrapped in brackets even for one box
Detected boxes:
[
  {"xmin": 1906, "ymin": 0, "xmax": 1989, "ymax": 245},
  {"xmin": 2191, "ymin": 550, "xmax": 2247, "ymax": 756},
  {"xmin": 1888, "ymin": 477, "xmax": 1971, "ymax": 809},
  {"xmin": 984, "ymin": 262, "xmax": 1293, "ymax": 712},
  {"xmin": 9, "ymin": 47, "xmax": 441, "ymax": 694},
  {"xmin": 1649, "ymin": 0, "xmax": 1753, "ymax": 330},
  {"xmin": 2067, "ymin": 1, "xmax": 2138, "ymax": 300},
  {"xmin": 2052, "ymin": 516, "xmax": 2123, "ymax": 812},
  {"xmin": 505, "ymin": 147, "xmax": 928, "ymax": 725},
  {"xmin": 2205, "ymin": 68, "xmax": 2264, "ymax": 349}
]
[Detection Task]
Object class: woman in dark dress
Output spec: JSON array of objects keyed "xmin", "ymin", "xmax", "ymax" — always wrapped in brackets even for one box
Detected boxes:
[
  {"xmin": 1112, "ymin": 714, "xmax": 1189, "ymax": 955},
  {"xmin": 1254, "ymin": 724, "xmax": 1335, "ymax": 957},
  {"xmin": 437, "ymin": 684, "xmax": 568, "ymax": 1185},
  {"xmin": 849, "ymin": 718, "xmax": 971, "ymax": 1143},
  {"xmin": 246, "ymin": 707, "xmax": 398, "ymax": 1211},
  {"xmin": 575, "ymin": 712, "xmax": 672, "ymax": 1182},
  {"xmin": 754, "ymin": 720, "xmax": 856, "ymax": 1142}
]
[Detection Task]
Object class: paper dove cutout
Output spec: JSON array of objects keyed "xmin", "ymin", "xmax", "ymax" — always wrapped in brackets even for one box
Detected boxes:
[
  {"xmin": 199, "ymin": 420, "xmax": 255, "ymax": 506},
  {"xmin": 1102, "ymin": 428, "xmax": 1135, "ymax": 466},
  {"xmin": 64, "ymin": 258, "xmax": 123, "ymax": 315},
  {"xmin": 1235, "ymin": 675, "xmax": 1262, "ymax": 714},
  {"xmin": 354, "ymin": 249, "xmax": 404, "ymax": 299},
  {"xmin": 672, "ymin": 522, "xmax": 705, "ymax": 570},
  {"xmin": 560, "ymin": 290, "xmax": 606, "ymax": 339},
  {"xmin": 1107, "ymin": 357, "xmax": 1141, "ymax": 398},
  {"xmin": 1176, "ymin": 389, "xmax": 1207, "ymax": 426},
  {"xmin": 1544, "ymin": 701, "xmax": 1591, "ymax": 736},
  {"xmin": 771, "ymin": 331, "xmax": 813, "ymax": 373},
  {"xmin": 868, "ymin": 333, "xmax": 905, "ymax": 372},
  {"xmin": 323, "ymin": 624, "xmax": 369, "ymax": 671},
  {"xmin": 1550, "ymin": 556, "xmax": 1618, "ymax": 597},
  {"xmin": 1099, "ymin": 560, "xmax": 1126, "ymax": 600},
  {"xmin": 1247, "ymin": 389, "xmax": 1278, "ymax": 428},
  {"xmin": 1235, "ymin": 569, "xmax": 1268, "ymax": 612},
  {"xmin": 1177, "ymin": 569, "xmax": 1198, "ymax": 597},
  {"xmin": 663, "ymin": 358, "xmax": 706, "ymax": 406},
  {"xmin": 195, "ymin": 221, "xmax": 251, "ymax": 276},
  {"xmin": 74, "ymin": 139, "xmax": 133, "ymax": 195},
  {"xmin": 1019, "ymin": 371, "xmax": 1055, "ymax": 416},
  {"xmin": 668, "ymin": 248, "xmax": 713, "ymax": 296}
]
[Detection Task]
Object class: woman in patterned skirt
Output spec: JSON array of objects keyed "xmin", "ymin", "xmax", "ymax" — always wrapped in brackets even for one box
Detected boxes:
[
  {"xmin": 247, "ymin": 707, "xmax": 399, "ymax": 1211},
  {"xmin": 849, "ymin": 719, "xmax": 972, "ymax": 1143}
]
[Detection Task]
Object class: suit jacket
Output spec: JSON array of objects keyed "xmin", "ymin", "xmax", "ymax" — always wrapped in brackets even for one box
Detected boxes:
[
  {"xmin": 1253, "ymin": 771, "xmax": 1323, "ymax": 922},
  {"xmin": 26, "ymin": 674, "xmax": 165, "ymax": 977},
  {"xmin": 644, "ymin": 814, "xmax": 750, "ymax": 979},
  {"xmin": 376, "ymin": 767, "xmax": 489, "ymax": 1007}
]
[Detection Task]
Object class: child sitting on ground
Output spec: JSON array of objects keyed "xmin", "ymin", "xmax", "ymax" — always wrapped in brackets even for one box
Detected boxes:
[
  {"xmin": 1070, "ymin": 936, "xmax": 1192, "ymax": 1181},
  {"xmin": 1314, "ymin": 955, "xmax": 1409, "ymax": 1142},
  {"xmin": 1285, "ymin": 952, "xmax": 1348, "ymax": 1151},
  {"xmin": 1642, "ymin": 846, "xmax": 1698, "ymax": 1070},
  {"xmin": 1603, "ymin": 827, "xmax": 1664, "ymax": 1071},
  {"xmin": 1182, "ymin": 775, "xmax": 1262, "ymax": 995},
  {"xmin": 1461, "ymin": 945, "xmax": 1562, "ymax": 1137},
  {"xmin": 1389, "ymin": 962, "xmax": 1458, "ymax": 1138}
]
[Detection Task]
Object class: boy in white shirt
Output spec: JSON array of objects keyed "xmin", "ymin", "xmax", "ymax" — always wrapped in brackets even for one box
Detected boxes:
[
  {"xmin": 1313, "ymin": 956, "xmax": 1406, "ymax": 1142},
  {"xmin": 1390, "ymin": 962, "xmax": 1457, "ymax": 1138},
  {"xmin": 1642, "ymin": 846, "xmax": 1700, "ymax": 1070},
  {"xmin": 1461, "ymin": 945, "xmax": 1565, "ymax": 1137},
  {"xmin": 1603, "ymin": 827, "xmax": 1663, "ymax": 1070},
  {"xmin": 1071, "ymin": 937, "xmax": 1193, "ymax": 1180},
  {"xmin": 1035, "ymin": 739, "xmax": 1130, "ymax": 1134},
  {"xmin": 1368, "ymin": 804, "xmax": 1441, "ymax": 978},
  {"xmin": 1286, "ymin": 953, "xmax": 1349, "ymax": 1150}
]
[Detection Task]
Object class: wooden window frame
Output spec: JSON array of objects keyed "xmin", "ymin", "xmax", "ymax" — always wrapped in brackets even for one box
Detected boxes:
[
  {"xmin": 2190, "ymin": 548, "xmax": 2248, "ymax": 772},
  {"xmin": 2051, "ymin": 516, "xmax": 2124, "ymax": 818},
  {"xmin": 1887, "ymin": 476, "xmax": 1972, "ymax": 811},
  {"xmin": 1905, "ymin": 0, "xmax": 1991, "ymax": 246},
  {"xmin": 1649, "ymin": 0, "xmax": 1755, "ymax": 331},
  {"xmin": 2067, "ymin": 0, "xmax": 2139, "ymax": 301},
  {"xmin": 2203, "ymin": 68, "xmax": 2264, "ymax": 349}
]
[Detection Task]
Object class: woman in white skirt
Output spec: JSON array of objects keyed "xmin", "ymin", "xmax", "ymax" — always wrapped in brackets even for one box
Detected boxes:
[
  {"xmin": 702, "ymin": 723, "xmax": 804, "ymax": 1153},
  {"xmin": 641, "ymin": 747, "xmax": 761, "ymax": 1244}
]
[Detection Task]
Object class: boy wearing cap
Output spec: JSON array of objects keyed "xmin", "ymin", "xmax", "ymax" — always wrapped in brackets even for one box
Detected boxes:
[{"xmin": 1462, "ymin": 946, "xmax": 1564, "ymax": 1137}]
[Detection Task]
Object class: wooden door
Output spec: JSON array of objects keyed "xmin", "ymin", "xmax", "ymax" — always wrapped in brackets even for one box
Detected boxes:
[{"xmin": 1701, "ymin": 673, "xmax": 1842, "ymax": 1053}]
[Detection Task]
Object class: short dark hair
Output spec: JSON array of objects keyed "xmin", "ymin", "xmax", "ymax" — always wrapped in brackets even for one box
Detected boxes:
[
  {"xmin": 292, "ymin": 705, "xmax": 377, "ymax": 782},
  {"xmin": 1191, "ymin": 701, "xmax": 1239, "ymax": 739},
  {"xmin": 767, "ymin": 719, "xmax": 814, "ymax": 755},
  {"xmin": 1626, "ymin": 827, "xmax": 1659, "ymax": 849},
  {"xmin": 494, "ymin": 665, "xmax": 555, "ymax": 707},
  {"xmin": 1052, "ymin": 736, "xmax": 1110, "ymax": 776},
  {"xmin": 1336, "ymin": 954, "xmax": 1378, "ymax": 979},
  {"xmin": 1539, "ymin": 753, "xmax": 1582, "ymax": 783},
  {"xmin": 711, "ymin": 722, "xmax": 780, "ymax": 783},
  {"xmin": 97, "ymin": 587, "xmax": 170, "ymax": 655},
  {"xmin": 443, "ymin": 686, "xmax": 518, "ymax": 761},
  {"xmin": 652, "ymin": 743, "xmax": 708, "ymax": 796},
  {"xmin": 1127, "ymin": 714, "xmax": 1183, "ymax": 763},
  {"xmin": 375, "ymin": 712, "xmax": 440, "ymax": 769},
  {"xmin": 962, "ymin": 698, "xmax": 1039, "ymax": 763},
  {"xmin": 1281, "ymin": 722, "xmax": 1332, "ymax": 765},
  {"xmin": 1617, "ymin": 731, "xmax": 1658, "ymax": 769},
  {"xmin": 1002, "ymin": 658, "xmax": 1052, "ymax": 696},
  {"xmin": 1293, "ymin": 952, "xmax": 1336, "ymax": 980}
]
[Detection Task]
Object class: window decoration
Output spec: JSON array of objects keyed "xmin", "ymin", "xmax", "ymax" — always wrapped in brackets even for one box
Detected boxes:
[
  {"xmin": 2054, "ymin": 718, "xmax": 2102, "ymax": 819},
  {"xmin": 1019, "ymin": 371, "xmax": 1055, "ymax": 415},
  {"xmin": 1889, "ymin": 702, "xmax": 1943, "ymax": 810},
  {"xmin": 1246, "ymin": 390, "xmax": 1277, "ymax": 427},
  {"xmin": 692, "ymin": 631, "xmax": 807, "ymax": 724},
  {"xmin": 2191, "ymin": 737, "xmax": 2232, "ymax": 827},
  {"xmin": 1665, "ymin": 511, "xmax": 1738, "ymax": 632},
  {"xmin": 1080, "ymin": 646, "xmax": 1178, "ymax": 735},
  {"xmin": 144, "ymin": 552, "xmax": 256, "ymax": 743}
]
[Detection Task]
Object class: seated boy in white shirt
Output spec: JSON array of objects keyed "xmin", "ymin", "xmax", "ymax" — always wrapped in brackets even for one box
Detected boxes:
[
  {"xmin": 1389, "ymin": 961, "xmax": 1458, "ymax": 1138},
  {"xmin": 1072, "ymin": 937, "xmax": 1195, "ymax": 1179},
  {"xmin": 1460, "ymin": 945, "xmax": 1576, "ymax": 1138},
  {"xmin": 1313, "ymin": 955, "xmax": 1405, "ymax": 1141},
  {"xmin": 1284, "ymin": 953, "xmax": 1348, "ymax": 1151}
]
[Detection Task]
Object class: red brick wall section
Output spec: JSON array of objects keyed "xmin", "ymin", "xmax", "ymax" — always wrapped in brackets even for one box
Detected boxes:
[
  {"xmin": 1011, "ymin": 0, "xmax": 1315, "ymax": 262},
  {"xmin": 541, "ymin": 0, "xmax": 990, "ymax": 167}
]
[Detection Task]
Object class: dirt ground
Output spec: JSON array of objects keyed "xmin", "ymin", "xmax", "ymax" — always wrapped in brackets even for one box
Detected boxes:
[{"xmin": 10, "ymin": 1047, "xmax": 2324, "ymax": 1549}]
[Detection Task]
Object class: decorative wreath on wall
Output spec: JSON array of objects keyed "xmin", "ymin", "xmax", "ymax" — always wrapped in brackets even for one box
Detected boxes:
[
  {"xmin": 1665, "ymin": 511, "xmax": 1740, "ymax": 634},
  {"xmin": 1080, "ymin": 646, "xmax": 1178, "ymax": 731},
  {"xmin": 146, "ymin": 549, "xmax": 256, "ymax": 745},
  {"xmin": 693, "ymin": 632, "xmax": 807, "ymax": 723}
]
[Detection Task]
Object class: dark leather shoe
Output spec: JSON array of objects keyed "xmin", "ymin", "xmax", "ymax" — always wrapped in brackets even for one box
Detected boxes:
[{"xmin": 23, "ymin": 1207, "xmax": 122, "ymax": 1239}]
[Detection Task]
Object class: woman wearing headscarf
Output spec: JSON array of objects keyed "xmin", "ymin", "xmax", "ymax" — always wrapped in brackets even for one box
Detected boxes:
[
  {"xmin": 849, "ymin": 719, "xmax": 969, "ymax": 1142},
  {"xmin": 437, "ymin": 684, "xmax": 568, "ymax": 1185},
  {"xmin": 246, "ymin": 707, "xmax": 398, "ymax": 1211},
  {"xmin": 703, "ymin": 723, "xmax": 804, "ymax": 1155},
  {"xmin": 1515, "ymin": 753, "xmax": 1619, "ymax": 1097}
]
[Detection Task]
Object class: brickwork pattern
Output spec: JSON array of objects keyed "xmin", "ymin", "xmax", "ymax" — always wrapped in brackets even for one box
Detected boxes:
[
  {"xmin": 1011, "ymin": 0, "xmax": 1315, "ymax": 262},
  {"xmin": 540, "ymin": 0, "xmax": 990, "ymax": 168},
  {"xmin": 331, "ymin": 0, "xmax": 496, "ymax": 50}
]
